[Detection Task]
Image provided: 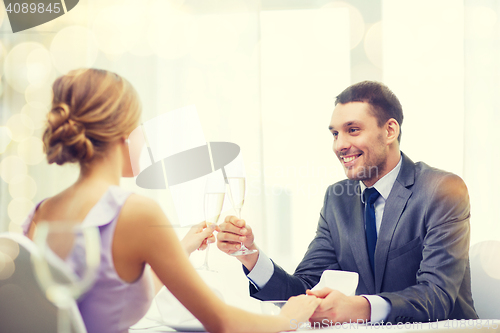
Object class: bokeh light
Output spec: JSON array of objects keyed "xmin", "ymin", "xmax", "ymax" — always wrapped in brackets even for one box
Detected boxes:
[
  {"xmin": 480, "ymin": 241, "xmax": 500, "ymax": 280},
  {"xmin": 0, "ymin": 156, "xmax": 28, "ymax": 183},
  {"xmin": 21, "ymin": 102, "xmax": 49, "ymax": 129},
  {"xmin": 0, "ymin": 127, "xmax": 12, "ymax": 154},
  {"xmin": 17, "ymin": 137, "xmax": 45, "ymax": 165},
  {"xmin": 6, "ymin": 114, "xmax": 35, "ymax": 142},
  {"xmin": 0, "ymin": 3, "xmax": 4, "ymax": 29},
  {"xmin": 0, "ymin": 40, "xmax": 6, "ymax": 79},
  {"xmin": 56, "ymin": 0, "xmax": 90, "ymax": 27},
  {"xmin": 26, "ymin": 47, "xmax": 53, "ymax": 86},
  {"xmin": 9, "ymin": 174, "xmax": 38, "ymax": 200},
  {"xmin": 50, "ymin": 26, "xmax": 99, "ymax": 74},
  {"xmin": 0, "ymin": 238, "xmax": 20, "ymax": 261},
  {"xmin": 25, "ymin": 83, "xmax": 53, "ymax": 108},
  {"xmin": 8, "ymin": 223, "xmax": 24, "ymax": 234},
  {"xmin": 3, "ymin": 42, "xmax": 47, "ymax": 93},
  {"xmin": 364, "ymin": 21, "xmax": 382, "ymax": 68},
  {"xmin": 0, "ymin": 252, "xmax": 15, "ymax": 280},
  {"xmin": 322, "ymin": 1, "xmax": 365, "ymax": 49},
  {"xmin": 8, "ymin": 198, "xmax": 33, "ymax": 223}
]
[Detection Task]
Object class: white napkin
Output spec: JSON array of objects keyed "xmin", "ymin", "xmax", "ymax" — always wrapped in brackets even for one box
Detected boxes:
[
  {"xmin": 311, "ymin": 270, "xmax": 359, "ymax": 296},
  {"xmin": 154, "ymin": 286, "xmax": 224, "ymax": 328},
  {"xmin": 155, "ymin": 287, "xmax": 200, "ymax": 325}
]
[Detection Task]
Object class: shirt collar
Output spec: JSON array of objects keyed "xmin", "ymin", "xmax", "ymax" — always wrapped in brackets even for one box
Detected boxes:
[{"xmin": 360, "ymin": 155, "xmax": 403, "ymax": 203}]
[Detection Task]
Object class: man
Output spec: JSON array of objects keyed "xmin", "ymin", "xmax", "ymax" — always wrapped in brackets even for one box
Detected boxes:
[{"xmin": 217, "ymin": 81, "xmax": 477, "ymax": 324}]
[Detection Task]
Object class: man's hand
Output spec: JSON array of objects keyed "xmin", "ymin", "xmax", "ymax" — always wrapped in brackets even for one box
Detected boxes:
[
  {"xmin": 180, "ymin": 221, "xmax": 218, "ymax": 255},
  {"xmin": 216, "ymin": 215, "xmax": 259, "ymax": 269},
  {"xmin": 306, "ymin": 288, "xmax": 371, "ymax": 324}
]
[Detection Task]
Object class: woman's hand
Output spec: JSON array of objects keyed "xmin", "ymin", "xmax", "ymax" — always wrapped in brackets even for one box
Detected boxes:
[
  {"xmin": 180, "ymin": 221, "xmax": 219, "ymax": 255},
  {"xmin": 278, "ymin": 294, "xmax": 321, "ymax": 330},
  {"xmin": 306, "ymin": 288, "xmax": 370, "ymax": 324}
]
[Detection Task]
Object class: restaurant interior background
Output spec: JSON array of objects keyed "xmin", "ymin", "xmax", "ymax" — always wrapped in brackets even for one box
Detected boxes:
[{"xmin": 0, "ymin": 0, "xmax": 499, "ymax": 292}]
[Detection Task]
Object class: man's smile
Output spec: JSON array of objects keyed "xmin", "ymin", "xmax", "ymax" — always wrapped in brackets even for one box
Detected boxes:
[{"xmin": 341, "ymin": 153, "xmax": 362, "ymax": 167}]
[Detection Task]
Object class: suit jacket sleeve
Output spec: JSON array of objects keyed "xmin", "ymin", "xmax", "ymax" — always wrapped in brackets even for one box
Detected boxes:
[
  {"xmin": 249, "ymin": 186, "xmax": 341, "ymax": 300},
  {"xmin": 379, "ymin": 173, "xmax": 473, "ymax": 323}
]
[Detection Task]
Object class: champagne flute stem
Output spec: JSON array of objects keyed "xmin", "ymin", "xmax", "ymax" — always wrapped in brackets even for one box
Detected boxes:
[
  {"xmin": 202, "ymin": 243, "xmax": 210, "ymax": 269},
  {"xmin": 70, "ymin": 300, "xmax": 88, "ymax": 333},
  {"xmin": 236, "ymin": 208, "xmax": 249, "ymax": 250},
  {"xmin": 58, "ymin": 303, "xmax": 72, "ymax": 333}
]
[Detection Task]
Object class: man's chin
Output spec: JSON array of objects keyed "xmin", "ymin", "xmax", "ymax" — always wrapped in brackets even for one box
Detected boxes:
[
  {"xmin": 344, "ymin": 168, "xmax": 362, "ymax": 181},
  {"xmin": 344, "ymin": 165, "xmax": 379, "ymax": 181}
]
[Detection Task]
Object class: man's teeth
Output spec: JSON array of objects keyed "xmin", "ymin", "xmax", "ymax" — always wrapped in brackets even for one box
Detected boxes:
[{"xmin": 343, "ymin": 156, "xmax": 358, "ymax": 163}]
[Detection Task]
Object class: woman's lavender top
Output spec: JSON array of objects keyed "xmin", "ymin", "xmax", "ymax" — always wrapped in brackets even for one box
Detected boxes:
[{"xmin": 23, "ymin": 186, "xmax": 154, "ymax": 333}]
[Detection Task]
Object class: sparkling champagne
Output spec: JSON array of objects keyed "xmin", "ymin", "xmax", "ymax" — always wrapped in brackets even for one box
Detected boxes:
[
  {"xmin": 227, "ymin": 177, "xmax": 245, "ymax": 217},
  {"xmin": 204, "ymin": 193, "xmax": 225, "ymax": 225}
]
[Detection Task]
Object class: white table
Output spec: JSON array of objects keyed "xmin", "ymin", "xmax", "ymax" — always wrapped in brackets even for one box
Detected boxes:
[{"xmin": 129, "ymin": 258, "xmax": 499, "ymax": 332}]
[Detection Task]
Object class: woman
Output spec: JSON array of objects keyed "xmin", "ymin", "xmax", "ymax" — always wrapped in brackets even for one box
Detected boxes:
[{"xmin": 22, "ymin": 68, "xmax": 319, "ymax": 333}]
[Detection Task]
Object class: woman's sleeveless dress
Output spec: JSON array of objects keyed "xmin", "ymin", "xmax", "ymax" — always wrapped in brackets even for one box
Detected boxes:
[{"xmin": 22, "ymin": 186, "xmax": 154, "ymax": 333}]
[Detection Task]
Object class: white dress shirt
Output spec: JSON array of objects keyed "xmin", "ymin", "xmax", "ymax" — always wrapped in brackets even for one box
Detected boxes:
[{"xmin": 247, "ymin": 156, "xmax": 403, "ymax": 323}]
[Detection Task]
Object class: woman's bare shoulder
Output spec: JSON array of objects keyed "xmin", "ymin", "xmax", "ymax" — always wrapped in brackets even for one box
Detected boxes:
[
  {"xmin": 119, "ymin": 194, "xmax": 169, "ymax": 226},
  {"xmin": 115, "ymin": 194, "xmax": 176, "ymax": 265}
]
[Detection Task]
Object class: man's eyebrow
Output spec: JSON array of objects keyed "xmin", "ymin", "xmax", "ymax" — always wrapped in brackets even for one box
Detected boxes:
[
  {"xmin": 345, "ymin": 121, "xmax": 361, "ymax": 127},
  {"xmin": 329, "ymin": 121, "xmax": 361, "ymax": 131}
]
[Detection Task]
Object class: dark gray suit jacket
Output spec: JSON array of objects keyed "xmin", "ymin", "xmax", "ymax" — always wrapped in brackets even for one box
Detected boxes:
[{"xmin": 249, "ymin": 153, "xmax": 477, "ymax": 323}]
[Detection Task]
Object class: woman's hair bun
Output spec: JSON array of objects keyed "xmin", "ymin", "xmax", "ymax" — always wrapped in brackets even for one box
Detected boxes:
[{"xmin": 43, "ymin": 103, "xmax": 94, "ymax": 165}]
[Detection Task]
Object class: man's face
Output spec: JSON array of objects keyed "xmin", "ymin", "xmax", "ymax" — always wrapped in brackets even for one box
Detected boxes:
[{"xmin": 329, "ymin": 102, "xmax": 389, "ymax": 186}]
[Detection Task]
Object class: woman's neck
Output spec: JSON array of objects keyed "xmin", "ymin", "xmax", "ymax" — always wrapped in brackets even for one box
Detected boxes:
[{"xmin": 76, "ymin": 144, "xmax": 123, "ymax": 187}]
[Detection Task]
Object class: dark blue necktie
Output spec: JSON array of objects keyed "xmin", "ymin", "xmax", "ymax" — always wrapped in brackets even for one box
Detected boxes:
[{"xmin": 364, "ymin": 187, "xmax": 380, "ymax": 275}]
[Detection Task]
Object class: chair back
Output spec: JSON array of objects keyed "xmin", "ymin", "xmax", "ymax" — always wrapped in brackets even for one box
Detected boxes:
[{"xmin": 0, "ymin": 232, "xmax": 86, "ymax": 333}]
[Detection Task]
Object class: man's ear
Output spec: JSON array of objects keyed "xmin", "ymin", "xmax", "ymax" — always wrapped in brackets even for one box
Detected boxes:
[{"xmin": 386, "ymin": 118, "xmax": 400, "ymax": 144}]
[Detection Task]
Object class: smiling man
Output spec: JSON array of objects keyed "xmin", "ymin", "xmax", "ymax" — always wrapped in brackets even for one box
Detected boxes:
[
  {"xmin": 329, "ymin": 100, "xmax": 400, "ymax": 188},
  {"xmin": 217, "ymin": 81, "xmax": 478, "ymax": 324}
]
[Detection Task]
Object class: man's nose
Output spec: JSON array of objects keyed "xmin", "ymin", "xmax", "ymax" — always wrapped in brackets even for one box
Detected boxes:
[{"xmin": 334, "ymin": 133, "xmax": 350, "ymax": 153}]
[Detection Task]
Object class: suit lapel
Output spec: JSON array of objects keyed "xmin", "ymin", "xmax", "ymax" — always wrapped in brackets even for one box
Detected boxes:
[
  {"xmin": 347, "ymin": 183, "xmax": 376, "ymax": 294},
  {"xmin": 374, "ymin": 153, "xmax": 415, "ymax": 293}
]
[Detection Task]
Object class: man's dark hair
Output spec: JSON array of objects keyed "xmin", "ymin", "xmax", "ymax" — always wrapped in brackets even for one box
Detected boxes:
[{"xmin": 335, "ymin": 81, "xmax": 403, "ymax": 142}]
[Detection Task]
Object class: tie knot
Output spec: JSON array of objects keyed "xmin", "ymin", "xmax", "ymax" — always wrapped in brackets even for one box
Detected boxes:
[{"xmin": 363, "ymin": 187, "xmax": 380, "ymax": 205}]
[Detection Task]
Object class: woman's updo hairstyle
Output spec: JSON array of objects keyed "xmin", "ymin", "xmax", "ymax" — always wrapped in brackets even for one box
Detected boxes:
[{"xmin": 43, "ymin": 68, "xmax": 141, "ymax": 165}]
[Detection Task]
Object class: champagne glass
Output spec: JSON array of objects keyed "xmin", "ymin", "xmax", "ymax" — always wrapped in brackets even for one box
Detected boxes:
[
  {"xmin": 227, "ymin": 176, "xmax": 257, "ymax": 256},
  {"xmin": 31, "ymin": 221, "xmax": 100, "ymax": 333},
  {"xmin": 198, "ymin": 171, "xmax": 226, "ymax": 271}
]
